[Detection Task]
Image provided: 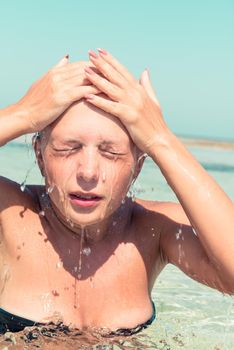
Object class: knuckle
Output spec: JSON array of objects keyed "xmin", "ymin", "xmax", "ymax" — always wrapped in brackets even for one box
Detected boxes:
[
  {"xmin": 128, "ymin": 108, "xmax": 138, "ymax": 122},
  {"xmin": 110, "ymin": 101, "xmax": 120, "ymax": 115},
  {"xmin": 135, "ymin": 97, "xmax": 144, "ymax": 112},
  {"xmin": 108, "ymin": 85, "xmax": 120, "ymax": 100},
  {"xmin": 49, "ymin": 70, "xmax": 59, "ymax": 86}
]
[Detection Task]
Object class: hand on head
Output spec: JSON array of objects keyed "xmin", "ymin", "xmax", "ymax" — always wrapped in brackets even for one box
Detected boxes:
[
  {"xmin": 22, "ymin": 49, "xmax": 167, "ymax": 158},
  {"xmin": 18, "ymin": 55, "xmax": 100, "ymax": 133},
  {"xmin": 83, "ymin": 49, "xmax": 168, "ymax": 156}
]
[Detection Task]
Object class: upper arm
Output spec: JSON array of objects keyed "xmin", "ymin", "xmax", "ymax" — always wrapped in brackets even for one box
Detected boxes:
[{"xmin": 159, "ymin": 202, "xmax": 230, "ymax": 294}]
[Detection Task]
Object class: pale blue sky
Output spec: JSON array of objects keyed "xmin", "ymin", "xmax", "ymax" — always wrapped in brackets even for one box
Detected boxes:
[{"xmin": 0, "ymin": 0, "xmax": 233, "ymax": 139}]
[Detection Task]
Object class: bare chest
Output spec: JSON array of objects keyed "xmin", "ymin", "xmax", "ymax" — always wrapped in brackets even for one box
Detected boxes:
[{"xmin": 0, "ymin": 210, "xmax": 158, "ymax": 329}]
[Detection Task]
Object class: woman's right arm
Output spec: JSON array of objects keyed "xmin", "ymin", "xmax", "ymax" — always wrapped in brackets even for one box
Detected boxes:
[{"xmin": 0, "ymin": 56, "xmax": 98, "ymax": 146}]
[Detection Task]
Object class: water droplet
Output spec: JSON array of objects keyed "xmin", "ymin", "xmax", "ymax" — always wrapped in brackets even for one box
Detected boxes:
[
  {"xmin": 78, "ymin": 273, "xmax": 82, "ymax": 279},
  {"xmin": 66, "ymin": 218, "xmax": 74, "ymax": 227},
  {"xmin": 47, "ymin": 185, "xmax": 54, "ymax": 194},
  {"xmin": 82, "ymin": 247, "xmax": 91, "ymax": 256},
  {"xmin": 20, "ymin": 183, "xmax": 26, "ymax": 192},
  {"xmin": 39, "ymin": 210, "xmax": 45, "ymax": 217},
  {"xmin": 112, "ymin": 221, "xmax": 117, "ymax": 226},
  {"xmin": 127, "ymin": 188, "xmax": 136, "ymax": 201},
  {"xmin": 102, "ymin": 171, "xmax": 106, "ymax": 182},
  {"xmin": 74, "ymin": 266, "xmax": 78, "ymax": 272},
  {"xmin": 56, "ymin": 261, "xmax": 63, "ymax": 269},
  {"xmin": 176, "ymin": 226, "xmax": 183, "ymax": 240},
  {"xmin": 121, "ymin": 198, "xmax": 126, "ymax": 204}
]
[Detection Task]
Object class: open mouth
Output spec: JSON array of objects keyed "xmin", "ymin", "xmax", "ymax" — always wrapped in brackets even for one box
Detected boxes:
[{"xmin": 69, "ymin": 193, "xmax": 102, "ymax": 207}]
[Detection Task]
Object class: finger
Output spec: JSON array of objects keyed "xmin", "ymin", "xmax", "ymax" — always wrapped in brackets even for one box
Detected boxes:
[
  {"xmin": 54, "ymin": 54, "xmax": 69, "ymax": 68},
  {"xmin": 55, "ymin": 62, "xmax": 98, "ymax": 81},
  {"xmin": 69, "ymin": 85, "xmax": 100, "ymax": 102},
  {"xmin": 89, "ymin": 51, "xmax": 126, "ymax": 88},
  {"xmin": 61, "ymin": 66, "xmax": 100, "ymax": 82},
  {"xmin": 57, "ymin": 60, "xmax": 96, "ymax": 74},
  {"xmin": 58, "ymin": 72, "xmax": 93, "ymax": 86},
  {"xmin": 96, "ymin": 48, "xmax": 136, "ymax": 84},
  {"xmin": 85, "ymin": 67, "xmax": 122, "ymax": 101},
  {"xmin": 85, "ymin": 93, "xmax": 125, "ymax": 118},
  {"xmin": 140, "ymin": 69, "xmax": 160, "ymax": 107}
]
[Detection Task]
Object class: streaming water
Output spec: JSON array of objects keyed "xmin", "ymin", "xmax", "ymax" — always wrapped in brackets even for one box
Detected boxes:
[
  {"xmin": 77, "ymin": 228, "xmax": 84, "ymax": 280},
  {"xmin": 0, "ymin": 140, "xmax": 234, "ymax": 349}
]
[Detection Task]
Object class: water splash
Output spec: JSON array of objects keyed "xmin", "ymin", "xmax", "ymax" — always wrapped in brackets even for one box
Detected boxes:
[
  {"xmin": 66, "ymin": 217, "xmax": 74, "ymax": 228},
  {"xmin": 40, "ymin": 292, "xmax": 52, "ymax": 313},
  {"xmin": 77, "ymin": 229, "xmax": 84, "ymax": 279},
  {"xmin": 20, "ymin": 160, "xmax": 37, "ymax": 191},
  {"xmin": 83, "ymin": 247, "xmax": 91, "ymax": 256},
  {"xmin": 175, "ymin": 225, "xmax": 183, "ymax": 240},
  {"xmin": 47, "ymin": 185, "xmax": 55, "ymax": 194}
]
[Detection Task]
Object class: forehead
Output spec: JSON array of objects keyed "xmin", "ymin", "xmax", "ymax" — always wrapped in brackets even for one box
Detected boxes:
[{"xmin": 47, "ymin": 101, "xmax": 131, "ymax": 146}]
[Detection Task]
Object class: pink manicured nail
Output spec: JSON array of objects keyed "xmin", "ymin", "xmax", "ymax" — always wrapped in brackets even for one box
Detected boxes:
[
  {"xmin": 97, "ymin": 48, "xmax": 108, "ymax": 55},
  {"xmin": 85, "ymin": 94, "xmax": 95, "ymax": 100},
  {"xmin": 88, "ymin": 50, "xmax": 98, "ymax": 59},
  {"xmin": 85, "ymin": 67, "xmax": 94, "ymax": 75}
]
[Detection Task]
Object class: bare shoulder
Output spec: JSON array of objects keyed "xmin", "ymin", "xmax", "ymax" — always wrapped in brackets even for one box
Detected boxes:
[
  {"xmin": 0, "ymin": 176, "xmax": 41, "ymax": 217},
  {"xmin": 135, "ymin": 198, "xmax": 190, "ymax": 224}
]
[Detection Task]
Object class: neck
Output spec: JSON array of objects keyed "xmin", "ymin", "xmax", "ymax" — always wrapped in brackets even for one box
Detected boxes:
[{"xmin": 39, "ymin": 190, "xmax": 132, "ymax": 244}]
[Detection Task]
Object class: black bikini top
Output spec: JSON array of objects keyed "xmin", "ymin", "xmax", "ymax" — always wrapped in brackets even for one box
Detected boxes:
[{"xmin": 0, "ymin": 302, "xmax": 156, "ymax": 336}]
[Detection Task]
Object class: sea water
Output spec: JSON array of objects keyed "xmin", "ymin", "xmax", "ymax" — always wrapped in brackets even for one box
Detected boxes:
[{"xmin": 0, "ymin": 137, "xmax": 233, "ymax": 349}]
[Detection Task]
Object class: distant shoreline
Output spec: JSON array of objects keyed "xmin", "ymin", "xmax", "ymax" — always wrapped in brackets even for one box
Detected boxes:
[
  {"xmin": 181, "ymin": 137, "xmax": 234, "ymax": 150},
  {"xmin": 12, "ymin": 135, "xmax": 234, "ymax": 150}
]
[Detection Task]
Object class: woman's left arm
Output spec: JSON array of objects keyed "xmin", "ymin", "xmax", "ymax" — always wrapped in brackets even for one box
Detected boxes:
[{"xmin": 84, "ymin": 49, "xmax": 234, "ymax": 294}]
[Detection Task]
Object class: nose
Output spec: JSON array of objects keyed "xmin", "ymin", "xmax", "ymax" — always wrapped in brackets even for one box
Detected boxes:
[{"xmin": 77, "ymin": 149, "xmax": 99, "ymax": 183}]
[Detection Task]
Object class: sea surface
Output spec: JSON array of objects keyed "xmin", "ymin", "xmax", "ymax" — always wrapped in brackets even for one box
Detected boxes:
[{"xmin": 0, "ymin": 136, "xmax": 233, "ymax": 349}]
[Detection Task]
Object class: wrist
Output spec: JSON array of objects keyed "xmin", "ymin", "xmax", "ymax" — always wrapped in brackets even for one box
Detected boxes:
[{"xmin": 147, "ymin": 128, "xmax": 177, "ymax": 159}]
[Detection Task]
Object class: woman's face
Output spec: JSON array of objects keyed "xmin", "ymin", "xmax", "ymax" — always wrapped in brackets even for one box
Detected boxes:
[{"xmin": 39, "ymin": 101, "xmax": 138, "ymax": 227}]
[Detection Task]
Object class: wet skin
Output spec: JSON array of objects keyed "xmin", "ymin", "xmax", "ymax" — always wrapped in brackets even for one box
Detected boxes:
[{"xmin": 0, "ymin": 101, "xmax": 229, "ymax": 331}]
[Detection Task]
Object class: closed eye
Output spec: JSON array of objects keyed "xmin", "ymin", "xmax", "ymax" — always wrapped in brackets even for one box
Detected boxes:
[
  {"xmin": 100, "ymin": 149, "xmax": 126, "ymax": 159},
  {"xmin": 52, "ymin": 146, "xmax": 82, "ymax": 154}
]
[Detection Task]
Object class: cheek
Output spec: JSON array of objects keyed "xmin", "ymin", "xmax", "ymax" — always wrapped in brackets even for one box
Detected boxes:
[
  {"xmin": 104, "ymin": 160, "xmax": 135, "ymax": 198},
  {"xmin": 43, "ymin": 154, "xmax": 75, "ymax": 186}
]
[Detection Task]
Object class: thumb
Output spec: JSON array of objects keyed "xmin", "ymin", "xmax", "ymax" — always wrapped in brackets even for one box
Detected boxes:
[
  {"xmin": 140, "ymin": 69, "xmax": 160, "ymax": 107},
  {"xmin": 54, "ymin": 54, "xmax": 69, "ymax": 68}
]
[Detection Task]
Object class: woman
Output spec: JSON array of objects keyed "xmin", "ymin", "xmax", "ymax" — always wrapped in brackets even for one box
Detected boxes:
[{"xmin": 0, "ymin": 50, "xmax": 233, "ymax": 336}]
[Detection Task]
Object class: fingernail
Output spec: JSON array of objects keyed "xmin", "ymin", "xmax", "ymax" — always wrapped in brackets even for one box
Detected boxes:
[
  {"xmin": 85, "ymin": 67, "xmax": 94, "ymax": 75},
  {"xmin": 85, "ymin": 94, "xmax": 95, "ymax": 100},
  {"xmin": 97, "ymin": 48, "xmax": 108, "ymax": 55},
  {"xmin": 88, "ymin": 50, "xmax": 98, "ymax": 59}
]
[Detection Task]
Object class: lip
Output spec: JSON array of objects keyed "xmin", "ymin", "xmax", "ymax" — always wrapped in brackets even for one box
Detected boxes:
[{"xmin": 69, "ymin": 192, "xmax": 103, "ymax": 208}]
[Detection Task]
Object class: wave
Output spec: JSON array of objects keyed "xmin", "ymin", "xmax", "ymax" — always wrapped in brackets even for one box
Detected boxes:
[{"xmin": 201, "ymin": 162, "xmax": 234, "ymax": 173}]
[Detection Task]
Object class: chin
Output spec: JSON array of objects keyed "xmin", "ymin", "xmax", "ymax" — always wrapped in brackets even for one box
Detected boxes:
[{"xmin": 68, "ymin": 211, "xmax": 108, "ymax": 227}]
